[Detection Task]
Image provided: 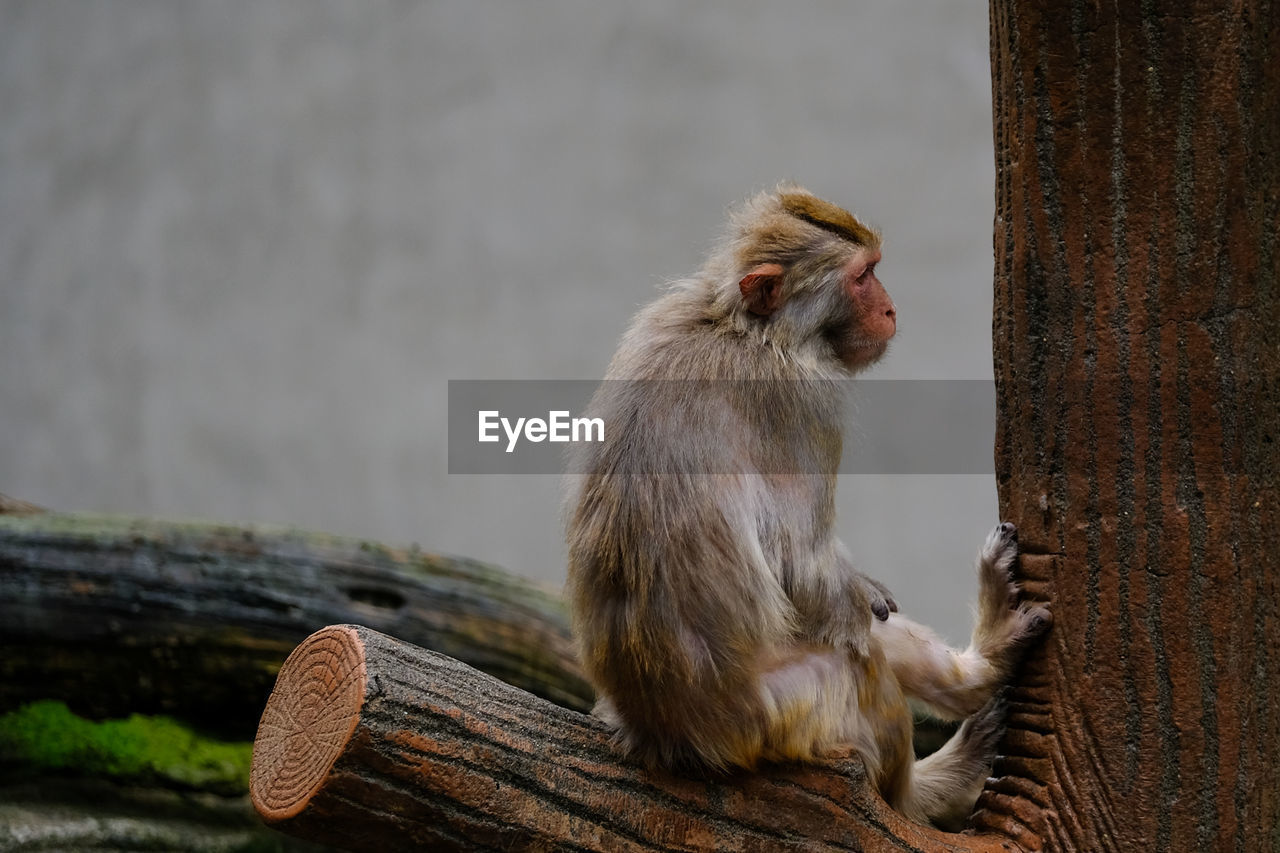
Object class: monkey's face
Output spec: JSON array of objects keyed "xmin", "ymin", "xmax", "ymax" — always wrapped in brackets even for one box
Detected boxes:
[{"xmin": 831, "ymin": 249, "xmax": 896, "ymax": 370}]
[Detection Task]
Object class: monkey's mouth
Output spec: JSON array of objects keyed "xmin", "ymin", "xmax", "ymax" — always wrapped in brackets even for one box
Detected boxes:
[
  {"xmin": 843, "ymin": 339, "xmax": 890, "ymax": 367},
  {"xmin": 821, "ymin": 325, "xmax": 890, "ymax": 368}
]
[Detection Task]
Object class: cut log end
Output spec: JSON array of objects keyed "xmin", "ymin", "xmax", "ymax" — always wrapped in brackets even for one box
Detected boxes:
[{"xmin": 250, "ymin": 625, "xmax": 367, "ymax": 823}]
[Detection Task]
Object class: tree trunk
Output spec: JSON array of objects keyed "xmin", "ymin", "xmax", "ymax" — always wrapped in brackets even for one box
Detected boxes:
[
  {"xmin": 250, "ymin": 625, "xmax": 1016, "ymax": 853},
  {"xmin": 984, "ymin": 1, "xmax": 1280, "ymax": 850},
  {"xmin": 0, "ymin": 513, "xmax": 592, "ymax": 736}
]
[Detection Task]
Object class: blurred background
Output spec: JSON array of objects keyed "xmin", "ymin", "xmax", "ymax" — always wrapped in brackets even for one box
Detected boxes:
[{"xmin": 1, "ymin": 1, "xmax": 999, "ymax": 644}]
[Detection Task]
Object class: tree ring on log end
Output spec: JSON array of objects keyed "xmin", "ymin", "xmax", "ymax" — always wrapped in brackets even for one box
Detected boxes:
[{"xmin": 250, "ymin": 624, "xmax": 367, "ymax": 822}]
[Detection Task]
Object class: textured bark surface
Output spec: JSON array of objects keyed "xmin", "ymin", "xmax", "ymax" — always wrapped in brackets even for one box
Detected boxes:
[
  {"xmin": 0, "ymin": 512, "xmax": 592, "ymax": 735},
  {"xmin": 985, "ymin": 1, "xmax": 1280, "ymax": 850},
  {"xmin": 251, "ymin": 625, "xmax": 1019, "ymax": 853}
]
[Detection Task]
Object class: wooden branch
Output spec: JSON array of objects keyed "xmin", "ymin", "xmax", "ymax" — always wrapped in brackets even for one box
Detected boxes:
[
  {"xmin": 0, "ymin": 513, "xmax": 592, "ymax": 736},
  {"xmin": 251, "ymin": 625, "xmax": 1015, "ymax": 853}
]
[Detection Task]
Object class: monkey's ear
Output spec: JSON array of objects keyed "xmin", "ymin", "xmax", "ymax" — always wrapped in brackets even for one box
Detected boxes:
[{"xmin": 739, "ymin": 263, "xmax": 786, "ymax": 316}]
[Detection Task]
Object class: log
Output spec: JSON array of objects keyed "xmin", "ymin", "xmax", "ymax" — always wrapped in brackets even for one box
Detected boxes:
[
  {"xmin": 250, "ymin": 625, "xmax": 1016, "ymax": 853},
  {"xmin": 0, "ymin": 493, "xmax": 46, "ymax": 515},
  {"xmin": 0, "ymin": 513, "xmax": 592, "ymax": 736},
  {"xmin": 0, "ymin": 778, "xmax": 330, "ymax": 853}
]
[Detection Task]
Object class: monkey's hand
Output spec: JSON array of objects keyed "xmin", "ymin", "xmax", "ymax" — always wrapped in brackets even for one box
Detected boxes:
[
  {"xmin": 790, "ymin": 546, "xmax": 896, "ymax": 654},
  {"xmin": 829, "ymin": 542, "xmax": 897, "ymax": 622},
  {"xmin": 855, "ymin": 571, "xmax": 898, "ymax": 622},
  {"xmin": 974, "ymin": 522, "xmax": 1053, "ymax": 662}
]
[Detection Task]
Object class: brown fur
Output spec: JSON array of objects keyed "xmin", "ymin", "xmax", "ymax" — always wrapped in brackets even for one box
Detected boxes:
[
  {"xmin": 778, "ymin": 191, "xmax": 881, "ymax": 248},
  {"xmin": 565, "ymin": 185, "xmax": 1050, "ymax": 827}
]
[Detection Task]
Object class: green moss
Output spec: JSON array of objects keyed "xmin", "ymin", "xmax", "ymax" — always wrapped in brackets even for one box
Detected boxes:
[{"xmin": 0, "ymin": 700, "xmax": 252, "ymax": 795}]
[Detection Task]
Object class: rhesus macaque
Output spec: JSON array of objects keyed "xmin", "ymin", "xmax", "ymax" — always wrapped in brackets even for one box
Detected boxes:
[{"xmin": 566, "ymin": 186, "xmax": 1050, "ymax": 828}]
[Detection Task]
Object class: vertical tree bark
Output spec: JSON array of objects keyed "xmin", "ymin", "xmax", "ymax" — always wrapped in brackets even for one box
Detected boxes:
[{"xmin": 985, "ymin": 1, "xmax": 1280, "ymax": 851}]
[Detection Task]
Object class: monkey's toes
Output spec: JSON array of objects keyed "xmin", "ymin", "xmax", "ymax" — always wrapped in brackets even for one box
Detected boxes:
[{"xmin": 959, "ymin": 687, "xmax": 1010, "ymax": 755}]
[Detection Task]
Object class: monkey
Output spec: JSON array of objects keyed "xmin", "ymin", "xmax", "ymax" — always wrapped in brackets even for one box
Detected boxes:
[{"xmin": 565, "ymin": 185, "xmax": 1051, "ymax": 829}]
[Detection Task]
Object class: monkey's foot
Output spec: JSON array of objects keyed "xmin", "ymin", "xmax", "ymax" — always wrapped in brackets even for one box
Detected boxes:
[{"xmin": 956, "ymin": 685, "xmax": 1010, "ymax": 758}]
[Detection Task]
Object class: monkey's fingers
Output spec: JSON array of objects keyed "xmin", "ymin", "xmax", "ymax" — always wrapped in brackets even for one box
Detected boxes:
[{"xmin": 859, "ymin": 573, "xmax": 897, "ymax": 620}]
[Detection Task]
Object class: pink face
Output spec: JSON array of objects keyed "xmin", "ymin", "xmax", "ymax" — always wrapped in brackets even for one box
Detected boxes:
[{"xmin": 838, "ymin": 249, "xmax": 896, "ymax": 368}]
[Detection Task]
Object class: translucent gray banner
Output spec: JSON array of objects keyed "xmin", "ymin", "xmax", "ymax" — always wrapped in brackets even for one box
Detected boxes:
[{"xmin": 448, "ymin": 379, "xmax": 995, "ymax": 475}]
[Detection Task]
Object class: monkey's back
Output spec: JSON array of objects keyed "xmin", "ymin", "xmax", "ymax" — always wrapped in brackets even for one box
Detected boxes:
[{"xmin": 565, "ymin": 295, "xmax": 842, "ymax": 770}]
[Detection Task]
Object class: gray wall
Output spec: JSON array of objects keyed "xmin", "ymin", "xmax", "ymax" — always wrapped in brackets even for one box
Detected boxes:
[{"xmin": 1, "ymin": 1, "xmax": 999, "ymax": 643}]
